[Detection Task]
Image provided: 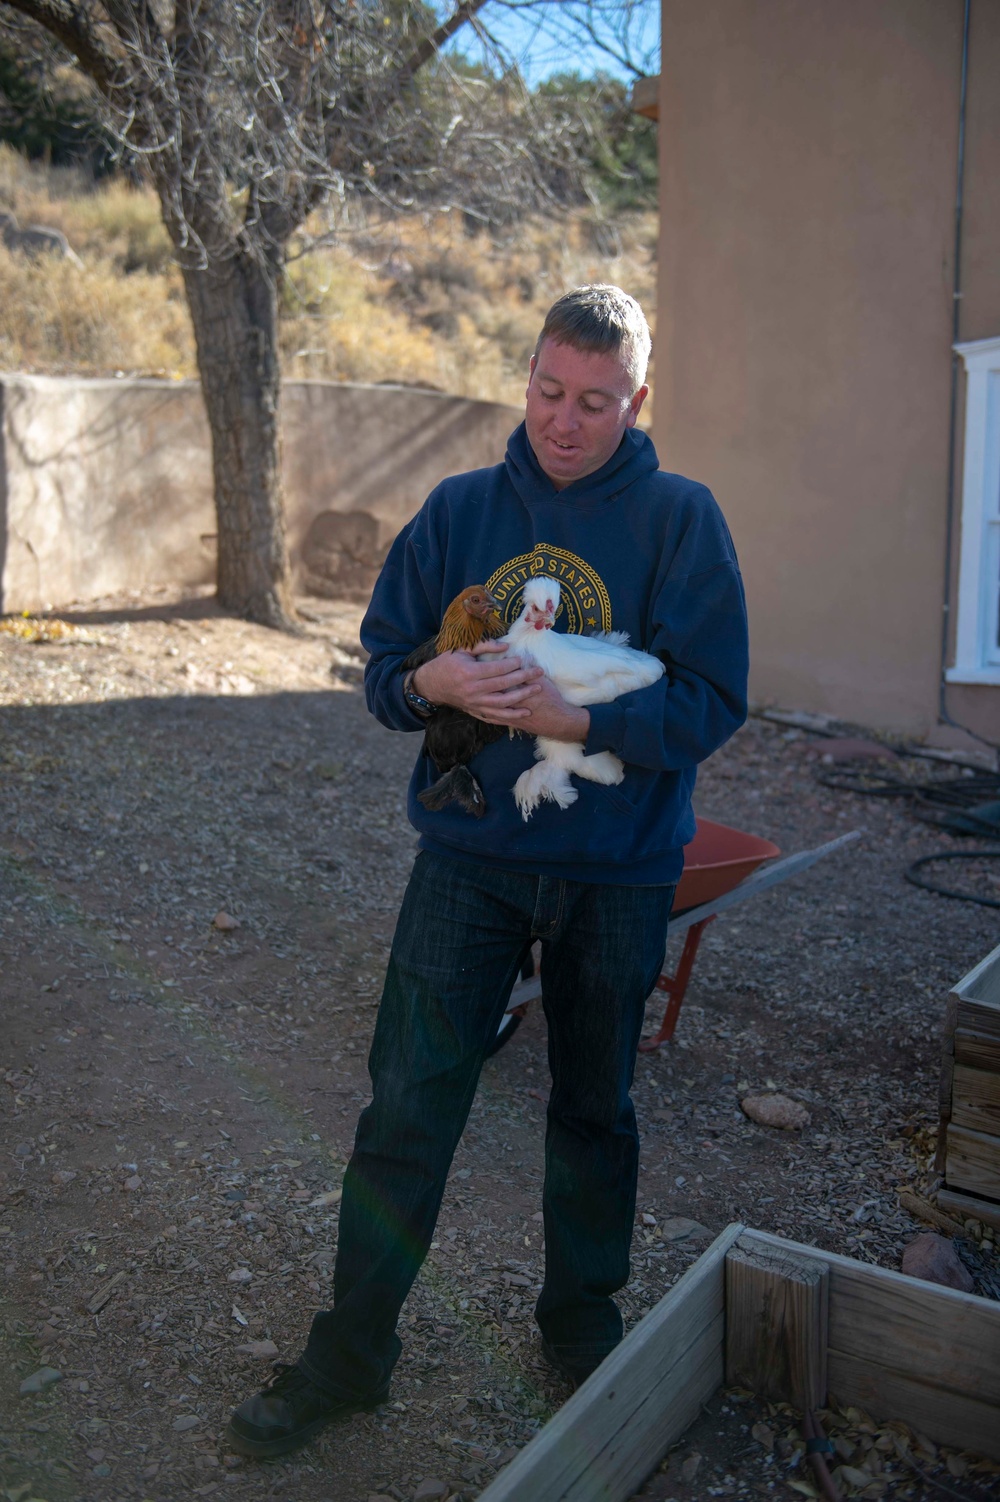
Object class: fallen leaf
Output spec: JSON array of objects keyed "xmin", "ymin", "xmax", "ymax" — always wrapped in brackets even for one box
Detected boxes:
[
  {"xmin": 751, "ymin": 1421, "xmax": 775, "ymax": 1450},
  {"xmin": 838, "ymin": 1464, "xmax": 875, "ymax": 1487}
]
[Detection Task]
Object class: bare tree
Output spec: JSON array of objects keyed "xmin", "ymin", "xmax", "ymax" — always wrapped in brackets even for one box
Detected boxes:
[{"xmin": 0, "ymin": 2, "xmax": 656, "ymax": 627}]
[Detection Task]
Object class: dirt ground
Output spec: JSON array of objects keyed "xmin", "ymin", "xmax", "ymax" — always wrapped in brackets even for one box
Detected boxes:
[{"xmin": 1, "ymin": 587, "xmax": 999, "ymax": 1502}]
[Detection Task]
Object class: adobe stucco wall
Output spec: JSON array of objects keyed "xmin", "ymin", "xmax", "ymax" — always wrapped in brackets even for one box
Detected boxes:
[
  {"xmin": 656, "ymin": 0, "xmax": 1000, "ymax": 740},
  {"xmin": 0, "ymin": 376, "xmax": 521, "ymax": 614}
]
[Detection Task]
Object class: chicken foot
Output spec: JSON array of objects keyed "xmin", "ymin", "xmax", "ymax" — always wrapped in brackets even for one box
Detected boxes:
[{"xmin": 513, "ymin": 737, "xmax": 624, "ymax": 820}]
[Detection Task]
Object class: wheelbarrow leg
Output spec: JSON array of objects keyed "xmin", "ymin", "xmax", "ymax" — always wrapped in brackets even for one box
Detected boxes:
[{"xmin": 638, "ymin": 916, "xmax": 716, "ymax": 1051}]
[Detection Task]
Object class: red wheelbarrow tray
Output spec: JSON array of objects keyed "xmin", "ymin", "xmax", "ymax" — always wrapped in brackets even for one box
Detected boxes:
[{"xmin": 671, "ymin": 817, "xmax": 781, "ymax": 914}]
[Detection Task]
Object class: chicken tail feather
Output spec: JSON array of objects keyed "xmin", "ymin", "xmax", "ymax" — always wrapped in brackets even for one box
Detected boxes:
[{"xmin": 418, "ymin": 766, "xmax": 488, "ymax": 818}]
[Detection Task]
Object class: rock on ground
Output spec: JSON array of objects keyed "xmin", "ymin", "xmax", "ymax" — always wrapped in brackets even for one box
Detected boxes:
[
  {"xmin": 740, "ymin": 1093, "xmax": 812, "ymax": 1130},
  {"xmin": 901, "ymin": 1232, "xmax": 975, "ymax": 1292}
]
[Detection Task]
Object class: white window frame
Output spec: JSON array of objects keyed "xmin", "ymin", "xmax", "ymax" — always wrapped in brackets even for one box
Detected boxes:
[{"xmin": 948, "ymin": 334, "xmax": 1000, "ymax": 685}]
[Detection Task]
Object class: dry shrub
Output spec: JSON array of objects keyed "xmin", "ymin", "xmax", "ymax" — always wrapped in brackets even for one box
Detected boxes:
[
  {"xmin": 0, "ymin": 245, "xmax": 196, "ymax": 376},
  {"xmin": 363, "ymin": 208, "xmax": 658, "ymax": 414},
  {"xmin": 279, "ymin": 250, "xmax": 443, "ymax": 388},
  {"xmin": 0, "ymin": 150, "xmax": 657, "ymax": 413},
  {"xmin": 67, "ymin": 181, "xmax": 174, "ymax": 273}
]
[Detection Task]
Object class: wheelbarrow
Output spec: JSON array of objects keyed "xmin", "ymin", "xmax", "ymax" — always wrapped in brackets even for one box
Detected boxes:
[{"xmin": 488, "ymin": 819, "xmax": 860, "ymax": 1054}]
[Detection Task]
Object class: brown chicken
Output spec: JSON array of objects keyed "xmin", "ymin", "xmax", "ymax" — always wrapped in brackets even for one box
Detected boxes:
[{"xmin": 401, "ymin": 585, "xmax": 507, "ymax": 816}]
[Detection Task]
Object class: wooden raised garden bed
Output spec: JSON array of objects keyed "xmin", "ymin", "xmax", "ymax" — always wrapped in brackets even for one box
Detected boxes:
[
  {"xmin": 937, "ymin": 940, "xmax": 1000, "ymax": 1232},
  {"xmin": 478, "ymin": 1224, "xmax": 1000, "ymax": 1502}
]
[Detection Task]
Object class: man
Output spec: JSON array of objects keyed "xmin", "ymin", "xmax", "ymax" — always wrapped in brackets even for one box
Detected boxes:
[{"xmin": 227, "ymin": 285, "xmax": 748, "ymax": 1459}]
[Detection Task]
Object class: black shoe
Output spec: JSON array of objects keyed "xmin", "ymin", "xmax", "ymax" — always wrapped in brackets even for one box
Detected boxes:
[
  {"xmin": 226, "ymin": 1362, "xmax": 389, "ymax": 1459},
  {"xmin": 540, "ymin": 1338, "xmax": 610, "ymax": 1390}
]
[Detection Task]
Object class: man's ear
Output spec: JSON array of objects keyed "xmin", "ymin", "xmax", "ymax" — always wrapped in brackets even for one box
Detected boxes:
[
  {"xmin": 526, "ymin": 353, "xmax": 537, "ymax": 399},
  {"xmin": 626, "ymin": 384, "xmax": 649, "ymax": 429}
]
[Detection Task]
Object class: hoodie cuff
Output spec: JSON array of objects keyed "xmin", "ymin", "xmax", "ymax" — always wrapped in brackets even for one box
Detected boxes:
[{"xmin": 585, "ymin": 701, "xmax": 627, "ymax": 758}]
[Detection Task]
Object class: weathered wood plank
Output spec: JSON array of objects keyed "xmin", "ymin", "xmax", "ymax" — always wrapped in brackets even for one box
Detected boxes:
[
  {"xmin": 951, "ymin": 1064, "xmax": 1000, "ymax": 1135},
  {"xmin": 946, "ymin": 1123, "xmax": 1000, "ymax": 1201},
  {"xmin": 826, "ymin": 1264, "xmax": 1000, "ymax": 1409},
  {"xmin": 957, "ymin": 999, "xmax": 1000, "ymax": 1040},
  {"xmin": 939, "ymin": 1043, "xmax": 956, "ymax": 1112},
  {"xmin": 942, "ymin": 993, "xmax": 959, "ymax": 1056},
  {"xmin": 937, "ymin": 1048, "xmax": 955, "ymax": 1173},
  {"xmin": 896, "ymin": 1189, "xmax": 963, "ymax": 1237},
  {"xmin": 954, "ymin": 1028, "xmax": 1000, "ymax": 1073},
  {"xmin": 476, "ymin": 1224, "xmax": 742, "ymax": 1502},
  {"xmin": 725, "ymin": 1239, "xmax": 827, "ymax": 1408},
  {"xmin": 828, "ymin": 1353, "xmax": 1000, "ymax": 1462},
  {"xmin": 737, "ymin": 1229, "xmax": 1000, "ymax": 1408},
  {"xmin": 937, "ymin": 1186, "xmax": 1000, "ymax": 1234}
]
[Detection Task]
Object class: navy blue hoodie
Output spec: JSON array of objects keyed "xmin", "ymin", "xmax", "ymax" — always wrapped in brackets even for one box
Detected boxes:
[{"xmin": 361, "ymin": 422, "xmax": 749, "ymax": 885}]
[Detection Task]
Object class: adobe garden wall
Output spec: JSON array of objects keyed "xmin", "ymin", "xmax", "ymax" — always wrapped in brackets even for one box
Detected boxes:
[{"xmin": 0, "ymin": 375, "xmax": 521, "ymax": 613}]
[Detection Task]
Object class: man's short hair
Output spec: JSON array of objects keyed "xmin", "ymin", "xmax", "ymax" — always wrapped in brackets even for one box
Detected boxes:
[{"xmin": 535, "ymin": 284, "xmax": 651, "ymax": 394}]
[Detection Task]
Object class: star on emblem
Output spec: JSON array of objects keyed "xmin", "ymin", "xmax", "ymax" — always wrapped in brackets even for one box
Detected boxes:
[{"xmin": 586, "ymin": 616, "xmax": 597, "ymax": 627}]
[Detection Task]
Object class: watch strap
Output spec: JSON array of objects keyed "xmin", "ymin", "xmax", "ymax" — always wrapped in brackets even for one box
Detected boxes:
[{"xmin": 403, "ymin": 671, "xmax": 437, "ymax": 718}]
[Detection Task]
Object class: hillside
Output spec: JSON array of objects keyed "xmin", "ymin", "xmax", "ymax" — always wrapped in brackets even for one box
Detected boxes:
[{"xmin": 0, "ymin": 147, "xmax": 657, "ymax": 416}]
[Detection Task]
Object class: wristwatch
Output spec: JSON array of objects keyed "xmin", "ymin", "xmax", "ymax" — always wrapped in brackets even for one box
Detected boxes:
[{"xmin": 403, "ymin": 671, "xmax": 437, "ymax": 718}]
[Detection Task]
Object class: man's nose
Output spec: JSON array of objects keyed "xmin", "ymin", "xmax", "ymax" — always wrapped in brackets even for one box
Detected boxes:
[{"xmin": 552, "ymin": 401, "xmax": 580, "ymax": 433}]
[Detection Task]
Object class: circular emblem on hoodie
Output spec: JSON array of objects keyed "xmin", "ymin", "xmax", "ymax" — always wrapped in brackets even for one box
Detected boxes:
[{"xmin": 486, "ymin": 545, "xmax": 612, "ymax": 633}]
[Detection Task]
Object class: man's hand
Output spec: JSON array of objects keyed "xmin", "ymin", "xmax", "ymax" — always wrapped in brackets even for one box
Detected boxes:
[
  {"xmin": 411, "ymin": 642, "xmax": 544, "ymax": 724},
  {"xmin": 513, "ymin": 673, "xmax": 591, "ymax": 742}
]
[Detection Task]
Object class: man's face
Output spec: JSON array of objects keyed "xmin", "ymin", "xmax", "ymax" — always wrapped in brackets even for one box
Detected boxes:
[{"xmin": 524, "ymin": 338, "xmax": 648, "ymax": 490}]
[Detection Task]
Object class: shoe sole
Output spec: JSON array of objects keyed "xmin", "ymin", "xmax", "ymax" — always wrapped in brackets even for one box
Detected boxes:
[
  {"xmin": 540, "ymin": 1340, "xmax": 606, "ymax": 1389},
  {"xmin": 225, "ymin": 1391, "xmax": 387, "ymax": 1459}
]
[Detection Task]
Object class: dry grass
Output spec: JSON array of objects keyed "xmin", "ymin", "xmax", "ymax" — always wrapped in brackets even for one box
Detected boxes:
[
  {"xmin": 0, "ymin": 244, "xmax": 196, "ymax": 376},
  {"xmin": 0, "ymin": 147, "xmax": 657, "ymax": 409}
]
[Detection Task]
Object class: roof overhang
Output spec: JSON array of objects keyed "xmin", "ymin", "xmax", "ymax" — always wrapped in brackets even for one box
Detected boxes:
[{"xmin": 630, "ymin": 75, "xmax": 659, "ymax": 121}]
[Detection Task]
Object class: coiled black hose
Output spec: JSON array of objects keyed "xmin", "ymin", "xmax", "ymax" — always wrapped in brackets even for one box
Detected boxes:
[{"xmin": 815, "ymin": 765, "xmax": 1000, "ymax": 907}]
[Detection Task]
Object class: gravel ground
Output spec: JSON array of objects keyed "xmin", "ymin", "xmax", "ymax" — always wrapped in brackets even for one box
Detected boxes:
[{"xmin": 1, "ymin": 586, "xmax": 998, "ymax": 1502}]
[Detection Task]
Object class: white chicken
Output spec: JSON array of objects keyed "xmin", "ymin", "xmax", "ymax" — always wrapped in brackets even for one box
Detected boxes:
[{"xmin": 502, "ymin": 577, "xmax": 665, "ymax": 819}]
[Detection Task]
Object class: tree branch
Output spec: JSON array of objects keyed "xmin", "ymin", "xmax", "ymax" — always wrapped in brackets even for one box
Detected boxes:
[
  {"xmin": 0, "ymin": 0, "xmax": 124, "ymax": 95},
  {"xmin": 101, "ymin": 0, "xmax": 164, "ymax": 56},
  {"xmin": 395, "ymin": 0, "xmax": 491, "ymax": 88}
]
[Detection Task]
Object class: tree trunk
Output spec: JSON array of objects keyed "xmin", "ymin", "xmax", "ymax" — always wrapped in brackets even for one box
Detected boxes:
[{"xmin": 182, "ymin": 253, "xmax": 297, "ymax": 630}]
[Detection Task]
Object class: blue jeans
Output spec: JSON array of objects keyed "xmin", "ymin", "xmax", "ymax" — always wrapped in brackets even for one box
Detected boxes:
[{"xmin": 301, "ymin": 849, "xmax": 674, "ymax": 1398}]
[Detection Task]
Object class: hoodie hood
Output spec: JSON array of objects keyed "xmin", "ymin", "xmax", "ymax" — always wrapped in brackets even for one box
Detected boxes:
[{"xmin": 505, "ymin": 421, "xmax": 660, "ymax": 510}]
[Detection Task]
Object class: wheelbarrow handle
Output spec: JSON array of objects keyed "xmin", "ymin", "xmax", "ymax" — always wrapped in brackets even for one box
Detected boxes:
[
  {"xmin": 668, "ymin": 829, "xmax": 863, "ymax": 935},
  {"xmin": 498, "ymin": 830, "xmax": 863, "ymax": 1030}
]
